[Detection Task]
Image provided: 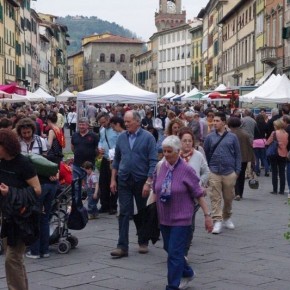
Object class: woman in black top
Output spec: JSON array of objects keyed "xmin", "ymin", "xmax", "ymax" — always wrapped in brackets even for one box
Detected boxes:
[
  {"xmin": 0, "ymin": 129, "xmax": 41, "ymax": 290},
  {"xmin": 253, "ymin": 114, "xmax": 269, "ymax": 176}
]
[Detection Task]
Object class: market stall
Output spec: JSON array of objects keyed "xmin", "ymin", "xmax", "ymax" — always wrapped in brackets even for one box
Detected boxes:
[{"xmin": 77, "ymin": 71, "xmax": 157, "ymax": 104}]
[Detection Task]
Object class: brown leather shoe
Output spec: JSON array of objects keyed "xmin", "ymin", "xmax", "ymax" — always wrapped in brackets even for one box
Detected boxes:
[
  {"xmin": 110, "ymin": 248, "xmax": 128, "ymax": 258},
  {"xmin": 138, "ymin": 245, "xmax": 149, "ymax": 254}
]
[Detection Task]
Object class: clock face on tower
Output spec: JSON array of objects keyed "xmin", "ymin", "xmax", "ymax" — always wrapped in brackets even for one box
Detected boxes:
[{"xmin": 167, "ymin": 0, "xmax": 176, "ymax": 14}]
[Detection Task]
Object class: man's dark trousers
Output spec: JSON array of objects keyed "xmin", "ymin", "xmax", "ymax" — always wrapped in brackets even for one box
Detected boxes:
[{"xmin": 99, "ymin": 157, "xmax": 117, "ymax": 213}]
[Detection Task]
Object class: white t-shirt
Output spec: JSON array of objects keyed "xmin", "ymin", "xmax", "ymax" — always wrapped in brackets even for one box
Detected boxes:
[
  {"xmin": 20, "ymin": 135, "xmax": 48, "ymax": 155},
  {"xmin": 86, "ymin": 171, "xmax": 99, "ymax": 189}
]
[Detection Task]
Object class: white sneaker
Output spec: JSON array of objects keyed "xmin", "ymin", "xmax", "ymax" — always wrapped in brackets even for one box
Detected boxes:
[
  {"xmin": 224, "ymin": 218, "xmax": 235, "ymax": 230},
  {"xmin": 212, "ymin": 221, "xmax": 222, "ymax": 234},
  {"xmin": 179, "ymin": 272, "xmax": 195, "ymax": 289}
]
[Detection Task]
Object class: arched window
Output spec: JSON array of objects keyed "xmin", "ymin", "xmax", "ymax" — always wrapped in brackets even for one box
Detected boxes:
[
  {"xmin": 121, "ymin": 70, "xmax": 127, "ymax": 79},
  {"xmin": 100, "ymin": 53, "xmax": 105, "ymax": 62},
  {"xmin": 130, "ymin": 54, "xmax": 135, "ymax": 63},
  {"xmin": 100, "ymin": 70, "xmax": 106, "ymax": 79},
  {"xmin": 110, "ymin": 54, "xmax": 115, "ymax": 62},
  {"xmin": 120, "ymin": 54, "xmax": 125, "ymax": 62},
  {"xmin": 110, "ymin": 70, "xmax": 115, "ymax": 78}
]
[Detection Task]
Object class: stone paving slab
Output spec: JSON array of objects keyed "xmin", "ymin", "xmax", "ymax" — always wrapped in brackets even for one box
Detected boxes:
[{"xmin": 0, "ymin": 170, "xmax": 289, "ymax": 289}]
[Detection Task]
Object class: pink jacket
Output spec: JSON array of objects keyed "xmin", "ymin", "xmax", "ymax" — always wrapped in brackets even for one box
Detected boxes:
[{"xmin": 266, "ymin": 130, "xmax": 288, "ymax": 157}]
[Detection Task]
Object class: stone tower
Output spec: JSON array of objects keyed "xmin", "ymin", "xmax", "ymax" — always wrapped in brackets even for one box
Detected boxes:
[{"xmin": 155, "ymin": 0, "xmax": 186, "ymax": 32}]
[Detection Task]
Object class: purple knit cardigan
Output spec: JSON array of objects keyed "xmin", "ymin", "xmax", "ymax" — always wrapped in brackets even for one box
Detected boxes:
[{"xmin": 153, "ymin": 158, "xmax": 203, "ymax": 226}]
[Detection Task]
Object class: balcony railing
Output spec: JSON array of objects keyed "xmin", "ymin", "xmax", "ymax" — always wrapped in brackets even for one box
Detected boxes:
[
  {"xmin": 284, "ymin": 56, "xmax": 290, "ymax": 68},
  {"xmin": 260, "ymin": 47, "xmax": 278, "ymax": 65}
]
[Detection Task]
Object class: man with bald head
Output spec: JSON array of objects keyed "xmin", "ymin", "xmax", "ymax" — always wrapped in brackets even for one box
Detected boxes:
[{"xmin": 110, "ymin": 110, "xmax": 158, "ymax": 258}]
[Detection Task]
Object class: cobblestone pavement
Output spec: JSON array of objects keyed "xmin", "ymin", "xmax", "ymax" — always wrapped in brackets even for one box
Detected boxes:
[{"xmin": 0, "ymin": 129, "xmax": 289, "ymax": 289}]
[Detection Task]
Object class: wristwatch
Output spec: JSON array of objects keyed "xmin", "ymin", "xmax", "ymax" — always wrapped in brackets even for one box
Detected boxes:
[{"xmin": 204, "ymin": 212, "xmax": 211, "ymax": 217}]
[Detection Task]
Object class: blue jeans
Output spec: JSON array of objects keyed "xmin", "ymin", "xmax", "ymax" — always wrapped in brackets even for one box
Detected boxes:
[
  {"xmin": 73, "ymin": 164, "xmax": 86, "ymax": 203},
  {"xmin": 160, "ymin": 225, "xmax": 194, "ymax": 290},
  {"xmin": 254, "ymin": 148, "xmax": 269, "ymax": 174},
  {"xmin": 87, "ymin": 188, "xmax": 99, "ymax": 215},
  {"xmin": 117, "ymin": 176, "xmax": 148, "ymax": 251},
  {"xmin": 30, "ymin": 183, "xmax": 57, "ymax": 256}
]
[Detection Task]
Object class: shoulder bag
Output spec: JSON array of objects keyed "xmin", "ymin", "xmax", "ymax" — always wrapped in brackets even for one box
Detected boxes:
[
  {"xmin": 208, "ymin": 131, "xmax": 228, "ymax": 163},
  {"xmin": 266, "ymin": 132, "xmax": 278, "ymax": 158}
]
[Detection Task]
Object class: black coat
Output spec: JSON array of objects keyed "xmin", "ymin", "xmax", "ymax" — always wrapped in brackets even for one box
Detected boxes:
[
  {"xmin": 2, "ymin": 187, "xmax": 40, "ymax": 246},
  {"xmin": 134, "ymin": 203, "xmax": 160, "ymax": 245}
]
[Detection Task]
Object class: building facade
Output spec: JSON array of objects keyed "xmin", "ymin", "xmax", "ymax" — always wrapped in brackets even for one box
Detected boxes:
[
  {"xmin": 67, "ymin": 50, "xmax": 84, "ymax": 92},
  {"xmin": 132, "ymin": 48, "xmax": 154, "ymax": 92},
  {"xmin": 0, "ymin": 1, "xmax": 70, "ymax": 96},
  {"xmin": 82, "ymin": 33, "xmax": 144, "ymax": 90},
  {"xmin": 261, "ymin": 0, "xmax": 284, "ymax": 74},
  {"xmin": 189, "ymin": 19, "xmax": 203, "ymax": 89},
  {"xmin": 151, "ymin": 23, "xmax": 193, "ymax": 97},
  {"xmin": 283, "ymin": 0, "xmax": 290, "ymax": 76},
  {"xmin": 255, "ymin": 0, "xmax": 266, "ymax": 83},
  {"xmin": 219, "ymin": 0, "xmax": 256, "ymax": 87}
]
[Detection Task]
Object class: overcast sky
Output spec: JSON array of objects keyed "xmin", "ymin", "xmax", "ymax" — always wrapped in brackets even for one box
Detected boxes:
[{"xmin": 33, "ymin": 0, "xmax": 209, "ymax": 40}]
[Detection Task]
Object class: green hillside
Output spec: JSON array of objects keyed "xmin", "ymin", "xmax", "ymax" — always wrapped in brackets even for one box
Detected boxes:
[{"xmin": 57, "ymin": 16, "xmax": 138, "ymax": 56}]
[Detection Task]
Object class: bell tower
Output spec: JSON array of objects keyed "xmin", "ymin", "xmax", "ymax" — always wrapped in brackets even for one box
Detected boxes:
[{"xmin": 155, "ymin": 0, "xmax": 186, "ymax": 32}]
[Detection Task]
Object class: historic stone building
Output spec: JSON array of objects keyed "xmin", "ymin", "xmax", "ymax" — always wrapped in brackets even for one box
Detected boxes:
[
  {"xmin": 155, "ymin": 0, "xmax": 186, "ymax": 32},
  {"xmin": 82, "ymin": 33, "xmax": 144, "ymax": 90}
]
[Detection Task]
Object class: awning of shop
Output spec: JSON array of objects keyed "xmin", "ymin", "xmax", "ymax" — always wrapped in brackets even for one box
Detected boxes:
[
  {"xmin": 0, "ymin": 84, "xmax": 26, "ymax": 95},
  {"xmin": 255, "ymin": 67, "xmax": 275, "ymax": 86}
]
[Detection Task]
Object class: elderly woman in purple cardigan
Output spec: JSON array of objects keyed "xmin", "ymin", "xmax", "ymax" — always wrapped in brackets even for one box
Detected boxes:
[{"xmin": 153, "ymin": 135, "xmax": 213, "ymax": 290}]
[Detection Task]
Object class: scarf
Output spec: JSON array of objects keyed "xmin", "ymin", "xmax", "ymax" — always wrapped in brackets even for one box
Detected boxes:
[
  {"xmin": 52, "ymin": 127, "xmax": 66, "ymax": 148},
  {"xmin": 180, "ymin": 149, "xmax": 193, "ymax": 163},
  {"xmin": 160, "ymin": 157, "xmax": 180, "ymax": 203}
]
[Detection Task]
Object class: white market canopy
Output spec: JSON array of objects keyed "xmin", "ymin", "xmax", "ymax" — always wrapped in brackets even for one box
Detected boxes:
[
  {"xmin": 26, "ymin": 91, "xmax": 46, "ymax": 102},
  {"xmin": 214, "ymin": 84, "xmax": 228, "ymax": 91},
  {"xmin": 57, "ymin": 89, "xmax": 76, "ymax": 102},
  {"xmin": 34, "ymin": 88, "xmax": 56, "ymax": 102},
  {"xmin": 182, "ymin": 88, "xmax": 204, "ymax": 101},
  {"xmin": 171, "ymin": 91, "xmax": 188, "ymax": 101},
  {"xmin": 161, "ymin": 91, "xmax": 176, "ymax": 100},
  {"xmin": 77, "ymin": 71, "xmax": 157, "ymax": 104},
  {"xmin": 239, "ymin": 74, "xmax": 283, "ymax": 103},
  {"xmin": 253, "ymin": 74, "xmax": 290, "ymax": 103},
  {"xmin": 5, "ymin": 94, "xmax": 29, "ymax": 103}
]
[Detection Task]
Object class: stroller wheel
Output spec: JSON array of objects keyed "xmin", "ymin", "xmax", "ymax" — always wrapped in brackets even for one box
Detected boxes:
[
  {"xmin": 49, "ymin": 226, "xmax": 61, "ymax": 245},
  {"xmin": 67, "ymin": 236, "xmax": 78, "ymax": 249},
  {"xmin": 58, "ymin": 240, "xmax": 71, "ymax": 254}
]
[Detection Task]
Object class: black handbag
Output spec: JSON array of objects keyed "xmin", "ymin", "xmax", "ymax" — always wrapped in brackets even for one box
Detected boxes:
[
  {"xmin": 67, "ymin": 202, "xmax": 88, "ymax": 230},
  {"xmin": 67, "ymin": 176, "xmax": 88, "ymax": 230}
]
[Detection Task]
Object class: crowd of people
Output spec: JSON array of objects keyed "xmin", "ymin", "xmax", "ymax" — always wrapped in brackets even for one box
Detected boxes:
[{"xmin": 0, "ymin": 100, "xmax": 289, "ymax": 290}]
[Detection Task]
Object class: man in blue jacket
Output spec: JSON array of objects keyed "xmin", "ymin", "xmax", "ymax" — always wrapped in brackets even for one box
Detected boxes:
[{"xmin": 110, "ymin": 110, "xmax": 158, "ymax": 258}]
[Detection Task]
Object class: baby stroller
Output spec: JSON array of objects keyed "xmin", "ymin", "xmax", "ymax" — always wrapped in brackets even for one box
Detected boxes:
[{"xmin": 49, "ymin": 168, "xmax": 87, "ymax": 254}]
